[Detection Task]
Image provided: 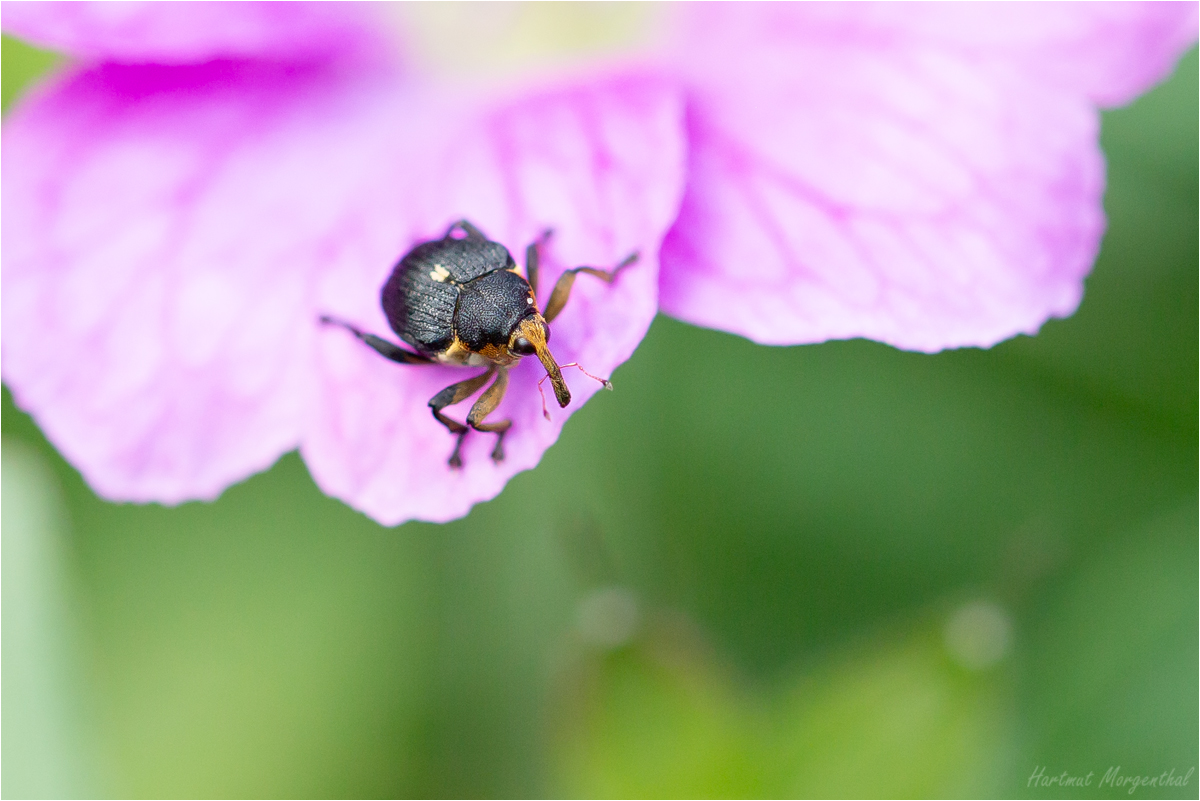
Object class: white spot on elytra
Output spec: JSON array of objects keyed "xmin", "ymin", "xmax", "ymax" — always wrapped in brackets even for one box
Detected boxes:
[
  {"xmin": 430, "ymin": 264, "xmax": 451, "ymax": 282},
  {"xmin": 526, "ymin": 297, "xmax": 533, "ymax": 304}
]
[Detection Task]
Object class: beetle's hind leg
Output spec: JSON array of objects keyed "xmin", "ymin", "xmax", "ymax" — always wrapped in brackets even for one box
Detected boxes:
[
  {"xmin": 466, "ymin": 368, "xmax": 513, "ymax": 463},
  {"xmin": 445, "ymin": 219, "xmax": 487, "ymax": 241},
  {"xmin": 429, "ymin": 369, "xmax": 494, "ymax": 469},
  {"xmin": 542, "ymin": 251, "xmax": 639, "ymax": 323},
  {"xmin": 319, "ymin": 316, "xmax": 432, "ymax": 365}
]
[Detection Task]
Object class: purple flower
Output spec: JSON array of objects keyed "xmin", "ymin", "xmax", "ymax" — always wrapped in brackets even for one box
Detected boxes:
[{"xmin": 3, "ymin": 2, "xmax": 1194, "ymax": 525}]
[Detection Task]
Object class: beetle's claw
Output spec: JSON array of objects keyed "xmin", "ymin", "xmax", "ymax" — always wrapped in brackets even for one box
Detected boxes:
[{"xmin": 447, "ymin": 432, "xmax": 467, "ymax": 469}]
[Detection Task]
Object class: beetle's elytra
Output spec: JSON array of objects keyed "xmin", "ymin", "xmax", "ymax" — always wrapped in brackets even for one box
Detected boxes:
[{"xmin": 321, "ymin": 219, "xmax": 637, "ymax": 468}]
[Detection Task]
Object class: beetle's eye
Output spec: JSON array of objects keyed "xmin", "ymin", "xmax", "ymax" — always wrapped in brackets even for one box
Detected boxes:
[{"xmin": 513, "ymin": 337, "xmax": 536, "ymax": 356}]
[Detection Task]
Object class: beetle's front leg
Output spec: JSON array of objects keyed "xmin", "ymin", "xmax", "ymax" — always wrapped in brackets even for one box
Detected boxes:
[
  {"xmin": 429, "ymin": 369, "xmax": 494, "ymax": 468},
  {"xmin": 542, "ymin": 251, "xmax": 639, "ymax": 323},
  {"xmin": 466, "ymin": 368, "xmax": 512, "ymax": 463}
]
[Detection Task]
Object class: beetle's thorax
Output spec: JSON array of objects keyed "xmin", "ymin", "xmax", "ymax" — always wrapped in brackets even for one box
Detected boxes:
[{"xmin": 453, "ymin": 269, "xmax": 534, "ymax": 348}]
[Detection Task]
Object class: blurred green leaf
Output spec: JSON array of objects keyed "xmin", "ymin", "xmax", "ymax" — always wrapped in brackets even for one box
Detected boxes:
[
  {"xmin": 1019, "ymin": 502, "xmax": 1198, "ymax": 800},
  {"xmin": 551, "ymin": 625, "xmax": 761, "ymax": 798},
  {"xmin": 548, "ymin": 611, "xmax": 1016, "ymax": 798},
  {"xmin": 1, "ymin": 34, "xmax": 60, "ymax": 114},
  {"xmin": 2, "ymin": 439, "xmax": 97, "ymax": 798},
  {"xmin": 772, "ymin": 636, "xmax": 1014, "ymax": 798}
]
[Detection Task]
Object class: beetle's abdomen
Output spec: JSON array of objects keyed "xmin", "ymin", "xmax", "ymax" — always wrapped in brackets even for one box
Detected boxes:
[{"xmin": 381, "ymin": 260, "xmax": 458, "ymax": 354}]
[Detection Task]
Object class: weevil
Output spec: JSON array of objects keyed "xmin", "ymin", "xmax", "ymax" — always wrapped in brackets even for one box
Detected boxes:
[{"xmin": 321, "ymin": 219, "xmax": 637, "ymax": 468}]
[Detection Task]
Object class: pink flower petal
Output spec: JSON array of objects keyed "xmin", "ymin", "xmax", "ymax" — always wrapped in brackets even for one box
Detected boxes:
[
  {"xmin": 657, "ymin": 4, "xmax": 1197, "ymax": 351},
  {"xmin": 4, "ymin": 63, "xmax": 685, "ymax": 522},
  {"xmin": 772, "ymin": 2, "xmax": 1199, "ymax": 108},
  {"xmin": 304, "ymin": 74, "xmax": 686, "ymax": 524},
  {"xmin": 2, "ymin": 61, "xmax": 415, "ymax": 502},
  {"xmin": 1, "ymin": 1, "xmax": 392, "ymax": 65}
]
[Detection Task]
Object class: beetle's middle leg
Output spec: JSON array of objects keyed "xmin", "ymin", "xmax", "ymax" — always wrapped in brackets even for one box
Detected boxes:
[
  {"xmin": 466, "ymin": 368, "xmax": 512, "ymax": 464},
  {"xmin": 429, "ymin": 369, "xmax": 494, "ymax": 469},
  {"xmin": 542, "ymin": 251, "xmax": 639, "ymax": 323}
]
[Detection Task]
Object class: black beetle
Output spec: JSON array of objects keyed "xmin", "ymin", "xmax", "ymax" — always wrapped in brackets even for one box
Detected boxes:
[{"xmin": 321, "ymin": 219, "xmax": 637, "ymax": 468}]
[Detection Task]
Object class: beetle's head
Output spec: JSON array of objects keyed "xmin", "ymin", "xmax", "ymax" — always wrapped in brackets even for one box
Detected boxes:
[{"xmin": 510, "ymin": 315, "xmax": 570, "ymax": 407}]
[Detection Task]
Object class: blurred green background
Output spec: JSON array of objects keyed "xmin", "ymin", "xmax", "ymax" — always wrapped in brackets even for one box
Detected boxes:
[{"xmin": 2, "ymin": 27, "xmax": 1196, "ymax": 800}]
